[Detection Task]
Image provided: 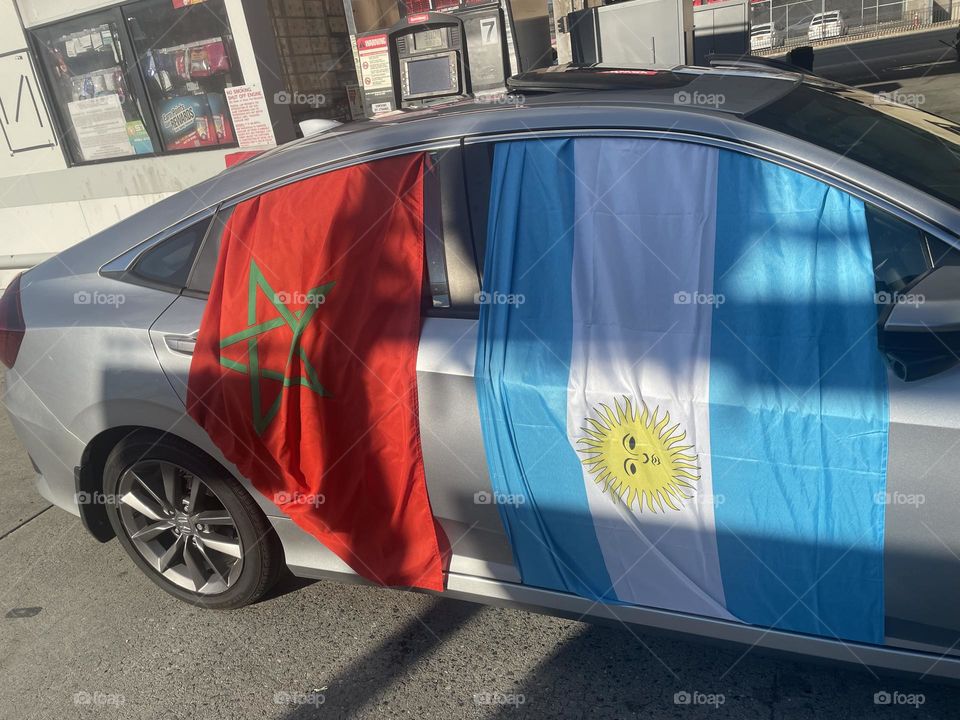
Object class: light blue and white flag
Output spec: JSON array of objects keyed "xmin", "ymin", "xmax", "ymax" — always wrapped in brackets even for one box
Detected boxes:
[{"xmin": 475, "ymin": 138, "xmax": 888, "ymax": 644}]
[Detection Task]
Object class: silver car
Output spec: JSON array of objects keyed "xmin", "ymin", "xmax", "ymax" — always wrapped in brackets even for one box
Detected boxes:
[{"xmin": 5, "ymin": 65, "xmax": 960, "ymax": 680}]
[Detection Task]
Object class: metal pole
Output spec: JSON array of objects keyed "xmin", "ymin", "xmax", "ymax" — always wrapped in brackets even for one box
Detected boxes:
[
  {"xmin": 0, "ymin": 253, "xmax": 54, "ymax": 271},
  {"xmin": 554, "ymin": 0, "xmax": 575, "ymax": 64}
]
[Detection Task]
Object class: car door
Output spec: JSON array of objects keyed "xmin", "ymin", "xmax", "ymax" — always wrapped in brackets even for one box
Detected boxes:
[
  {"xmin": 462, "ymin": 128, "xmax": 960, "ymax": 654},
  {"xmin": 857, "ymin": 204, "xmax": 960, "ymax": 653},
  {"xmin": 148, "ymin": 146, "xmax": 519, "ymax": 582}
]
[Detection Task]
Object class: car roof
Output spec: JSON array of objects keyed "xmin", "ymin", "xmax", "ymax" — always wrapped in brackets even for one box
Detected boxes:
[{"xmin": 256, "ymin": 64, "xmax": 801, "ymax": 154}]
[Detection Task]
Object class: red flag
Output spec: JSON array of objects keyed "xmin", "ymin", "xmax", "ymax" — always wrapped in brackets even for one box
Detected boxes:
[{"xmin": 187, "ymin": 153, "xmax": 446, "ymax": 591}]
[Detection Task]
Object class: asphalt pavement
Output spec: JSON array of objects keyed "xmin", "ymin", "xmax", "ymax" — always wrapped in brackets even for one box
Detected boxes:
[
  {"xmin": 3, "ymin": 401, "xmax": 960, "ymax": 718},
  {"xmin": 773, "ymin": 26, "xmax": 960, "ymax": 85}
]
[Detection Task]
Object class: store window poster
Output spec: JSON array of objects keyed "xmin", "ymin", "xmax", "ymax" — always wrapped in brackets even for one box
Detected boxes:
[
  {"xmin": 126, "ymin": 120, "xmax": 155, "ymax": 154},
  {"xmin": 158, "ymin": 93, "xmax": 233, "ymax": 150}
]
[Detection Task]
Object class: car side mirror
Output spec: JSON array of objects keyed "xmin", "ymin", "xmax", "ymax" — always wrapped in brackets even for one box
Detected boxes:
[{"xmin": 879, "ymin": 265, "xmax": 960, "ymax": 381}]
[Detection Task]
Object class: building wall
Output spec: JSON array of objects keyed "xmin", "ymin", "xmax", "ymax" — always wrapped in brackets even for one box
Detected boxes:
[{"xmin": 0, "ymin": 0, "xmax": 278, "ymax": 286}]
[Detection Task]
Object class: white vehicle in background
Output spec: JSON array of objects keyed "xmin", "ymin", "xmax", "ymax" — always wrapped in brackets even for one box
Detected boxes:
[
  {"xmin": 750, "ymin": 22, "xmax": 786, "ymax": 51},
  {"xmin": 808, "ymin": 10, "xmax": 848, "ymax": 40}
]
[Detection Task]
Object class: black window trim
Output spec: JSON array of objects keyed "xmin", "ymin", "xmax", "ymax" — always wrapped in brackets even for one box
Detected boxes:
[{"xmin": 183, "ymin": 202, "xmax": 233, "ymax": 297}]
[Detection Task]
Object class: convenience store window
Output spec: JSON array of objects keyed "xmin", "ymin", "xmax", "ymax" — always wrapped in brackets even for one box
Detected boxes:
[
  {"xmin": 125, "ymin": 0, "xmax": 242, "ymax": 152},
  {"xmin": 29, "ymin": 0, "xmax": 244, "ymax": 165},
  {"xmin": 31, "ymin": 8, "xmax": 155, "ymax": 163}
]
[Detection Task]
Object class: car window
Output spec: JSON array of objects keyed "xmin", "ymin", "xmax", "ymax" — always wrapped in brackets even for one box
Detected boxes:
[
  {"xmin": 865, "ymin": 204, "xmax": 960, "ymax": 313},
  {"xmin": 132, "ymin": 217, "xmax": 212, "ymax": 289},
  {"xmin": 866, "ymin": 205, "xmax": 930, "ymax": 295},
  {"xmin": 747, "ymin": 83, "xmax": 960, "ymax": 211},
  {"xmin": 186, "ymin": 150, "xmax": 481, "ymax": 317},
  {"xmin": 464, "ymin": 135, "xmax": 960, "ymax": 315}
]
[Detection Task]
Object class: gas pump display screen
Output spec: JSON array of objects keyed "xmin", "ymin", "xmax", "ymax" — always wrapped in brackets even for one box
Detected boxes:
[
  {"xmin": 406, "ymin": 55, "xmax": 456, "ymax": 96},
  {"xmin": 413, "ymin": 29, "xmax": 445, "ymax": 51}
]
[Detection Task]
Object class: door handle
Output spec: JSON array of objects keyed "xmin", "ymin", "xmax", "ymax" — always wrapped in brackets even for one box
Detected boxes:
[{"xmin": 164, "ymin": 333, "xmax": 198, "ymax": 356}]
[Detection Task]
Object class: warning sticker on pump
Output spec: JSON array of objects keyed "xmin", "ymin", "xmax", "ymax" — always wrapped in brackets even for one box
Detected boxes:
[{"xmin": 357, "ymin": 34, "xmax": 392, "ymax": 91}]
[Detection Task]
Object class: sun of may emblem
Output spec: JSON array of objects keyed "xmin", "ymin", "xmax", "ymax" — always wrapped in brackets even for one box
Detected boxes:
[{"xmin": 576, "ymin": 396, "xmax": 700, "ymax": 513}]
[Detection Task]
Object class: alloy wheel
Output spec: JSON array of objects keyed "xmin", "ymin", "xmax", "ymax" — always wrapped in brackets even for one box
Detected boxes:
[{"xmin": 116, "ymin": 460, "xmax": 244, "ymax": 595}]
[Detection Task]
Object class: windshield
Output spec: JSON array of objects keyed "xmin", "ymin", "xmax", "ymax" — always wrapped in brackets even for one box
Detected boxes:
[
  {"xmin": 752, "ymin": 24, "xmax": 772, "ymax": 33},
  {"xmin": 746, "ymin": 82, "xmax": 960, "ymax": 209}
]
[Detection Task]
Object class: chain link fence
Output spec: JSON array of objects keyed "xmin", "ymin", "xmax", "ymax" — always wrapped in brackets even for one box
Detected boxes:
[{"xmin": 749, "ymin": 0, "xmax": 958, "ymax": 52}]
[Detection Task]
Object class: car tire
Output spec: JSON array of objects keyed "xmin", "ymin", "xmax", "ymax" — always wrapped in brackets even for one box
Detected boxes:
[{"xmin": 103, "ymin": 431, "xmax": 283, "ymax": 609}]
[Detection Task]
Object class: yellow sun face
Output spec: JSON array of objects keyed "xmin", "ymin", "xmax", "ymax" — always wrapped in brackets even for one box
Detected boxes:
[{"xmin": 576, "ymin": 396, "xmax": 699, "ymax": 513}]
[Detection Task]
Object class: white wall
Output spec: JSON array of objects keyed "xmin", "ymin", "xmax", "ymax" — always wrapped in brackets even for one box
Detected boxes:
[
  {"xmin": 0, "ymin": 0, "xmax": 273, "ymax": 284},
  {"xmin": 0, "ymin": 1, "xmax": 68, "ymax": 178}
]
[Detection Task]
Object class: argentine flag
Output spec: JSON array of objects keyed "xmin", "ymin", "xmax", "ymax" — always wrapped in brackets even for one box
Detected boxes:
[{"xmin": 475, "ymin": 138, "xmax": 888, "ymax": 644}]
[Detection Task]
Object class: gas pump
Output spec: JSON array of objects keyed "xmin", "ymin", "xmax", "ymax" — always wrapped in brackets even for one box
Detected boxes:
[
  {"xmin": 357, "ymin": 13, "xmax": 470, "ymax": 115},
  {"xmin": 455, "ymin": 2, "xmax": 512, "ymax": 96},
  {"xmin": 351, "ymin": 0, "xmax": 550, "ymax": 116}
]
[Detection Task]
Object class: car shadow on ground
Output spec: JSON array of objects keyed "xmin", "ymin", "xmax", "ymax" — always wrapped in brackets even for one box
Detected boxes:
[
  {"xmin": 275, "ymin": 594, "xmax": 960, "ymax": 719},
  {"xmin": 281, "ymin": 595, "xmax": 484, "ymax": 719},
  {"xmin": 260, "ymin": 571, "xmax": 319, "ymax": 603}
]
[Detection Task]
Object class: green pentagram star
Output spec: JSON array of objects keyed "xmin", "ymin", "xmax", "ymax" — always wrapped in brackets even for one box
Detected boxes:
[{"xmin": 219, "ymin": 259, "xmax": 335, "ymax": 436}]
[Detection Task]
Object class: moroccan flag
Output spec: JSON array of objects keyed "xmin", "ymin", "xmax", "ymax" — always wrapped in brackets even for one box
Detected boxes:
[{"xmin": 187, "ymin": 153, "xmax": 446, "ymax": 591}]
